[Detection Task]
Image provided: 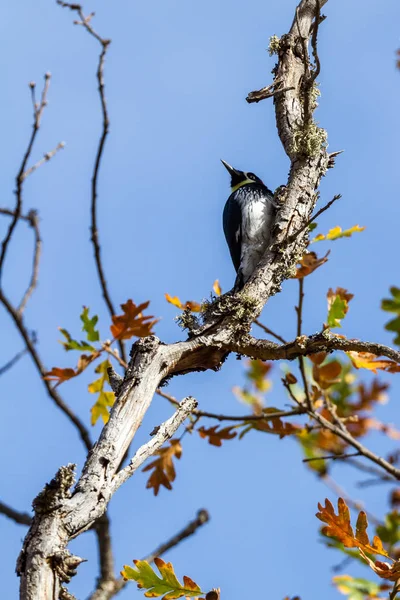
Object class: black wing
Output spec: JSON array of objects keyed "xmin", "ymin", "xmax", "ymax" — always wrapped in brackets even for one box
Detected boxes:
[{"xmin": 223, "ymin": 193, "xmax": 242, "ymax": 273}]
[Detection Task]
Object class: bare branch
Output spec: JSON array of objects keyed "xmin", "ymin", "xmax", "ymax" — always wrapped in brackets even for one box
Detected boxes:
[
  {"xmin": 0, "ymin": 347, "xmax": 28, "ymax": 376},
  {"xmin": 0, "ymin": 500, "xmax": 31, "ymax": 526},
  {"xmin": 56, "ymin": 1, "xmax": 126, "ymax": 364},
  {"xmin": 21, "ymin": 142, "xmax": 65, "ymax": 181},
  {"xmin": 111, "ymin": 396, "xmax": 197, "ymax": 494},
  {"xmin": 0, "ymin": 74, "xmax": 51, "ymax": 283},
  {"xmin": 246, "ymin": 82, "xmax": 295, "ymax": 104},
  {"xmin": 18, "ymin": 210, "xmax": 42, "ymax": 313},
  {"xmin": 254, "ymin": 319, "xmax": 287, "ymax": 344}
]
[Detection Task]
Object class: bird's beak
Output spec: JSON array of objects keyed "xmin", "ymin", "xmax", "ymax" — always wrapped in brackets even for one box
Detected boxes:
[{"xmin": 220, "ymin": 159, "xmax": 240, "ymax": 177}]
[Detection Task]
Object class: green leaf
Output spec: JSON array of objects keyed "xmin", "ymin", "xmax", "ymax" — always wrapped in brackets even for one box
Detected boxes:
[
  {"xmin": 81, "ymin": 307, "xmax": 100, "ymax": 342},
  {"xmin": 381, "ymin": 288, "xmax": 400, "ymax": 346},
  {"xmin": 327, "ymin": 296, "xmax": 347, "ymax": 328},
  {"xmin": 333, "ymin": 575, "xmax": 384, "ymax": 600},
  {"xmin": 376, "ymin": 511, "xmax": 400, "ymax": 549},
  {"xmin": 121, "ymin": 558, "xmax": 204, "ymax": 599},
  {"xmin": 309, "ymin": 222, "xmax": 318, "ymax": 232},
  {"xmin": 59, "ymin": 328, "xmax": 96, "ymax": 352}
]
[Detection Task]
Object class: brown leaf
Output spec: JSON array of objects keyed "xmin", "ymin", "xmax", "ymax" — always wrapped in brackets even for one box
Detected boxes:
[
  {"xmin": 313, "ymin": 360, "xmax": 342, "ymax": 389},
  {"xmin": 294, "ymin": 251, "xmax": 330, "ymax": 279},
  {"xmin": 44, "ymin": 353, "xmax": 96, "ymax": 384},
  {"xmin": 354, "ymin": 380, "xmax": 389, "ymax": 411},
  {"xmin": 142, "ymin": 440, "xmax": 182, "ymax": 496},
  {"xmin": 110, "ymin": 299, "xmax": 158, "ymax": 340},
  {"xmin": 252, "ymin": 417, "xmax": 300, "ymax": 438},
  {"xmin": 327, "ymin": 287, "xmax": 354, "ymax": 311},
  {"xmin": 316, "ymin": 498, "xmax": 388, "ymax": 557},
  {"xmin": 309, "ymin": 352, "xmax": 327, "ymax": 365},
  {"xmin": 359, "ymin": 550, "xmax": 400, "ymax": 582},
  {"xmin": 165, "ymin": 293, "xmax": 202, "ymax": 313},
  {"xmin": 198, "ymin": 425, "xmax": 237, "ymax": 447}
]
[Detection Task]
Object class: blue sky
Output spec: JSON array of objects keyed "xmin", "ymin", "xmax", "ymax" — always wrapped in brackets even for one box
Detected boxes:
[{"xmin": 1, "ymin": 0, "xmax": 400, "ymax": 598}]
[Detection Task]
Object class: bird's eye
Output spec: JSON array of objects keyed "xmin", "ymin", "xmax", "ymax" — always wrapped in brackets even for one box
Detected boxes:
[{"xmin": 247, "ymin": 173, "xmax": 256, "ymax": 180}]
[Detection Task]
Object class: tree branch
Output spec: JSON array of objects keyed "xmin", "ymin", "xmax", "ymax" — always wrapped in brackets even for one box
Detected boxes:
[{"xmin": 0, "ymin": 500, "xmax": 31, "ymax": 526}]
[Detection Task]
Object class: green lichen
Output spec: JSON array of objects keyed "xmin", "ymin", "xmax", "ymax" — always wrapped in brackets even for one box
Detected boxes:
[
  {"xmin": 268, "ymin": 35, "xmax": 281, "ymax": 56},
  {"xmin": 310, "ymin": 82, "xmax": 321, "ymax": 110},
  {"xmin": 292, "ymin": 121, "xmax": 328, "ymax": 158},
  {"xmin": 176, "ymin": 308, "xmax": 200, "ymax": 334}
]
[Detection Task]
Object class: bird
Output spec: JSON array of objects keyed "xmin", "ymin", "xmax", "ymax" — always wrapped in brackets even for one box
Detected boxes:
[{"xmin": 221, "ymin": 159, "xmax": 276, "ymax": 291}]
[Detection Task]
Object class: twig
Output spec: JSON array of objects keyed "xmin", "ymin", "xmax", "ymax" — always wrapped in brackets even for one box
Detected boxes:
[
  {"xmin": 254, "ymin": 319, "xmax": 287, "ymax": 344},
  {"xmin": 156, "ymin": 389, "xmax": 306, "ymax": 422},
  {"xmin": 18, "ymin": 210, "xmax": 42, "ymax": 313},
  {"xmin": 285, "ymin": 193, "xmax": 341, "ymax": 246},
  {"xmin": 246, "ymin": 83, "xmax": 295, "ymax": 104},
  {"xmin": 0, "ymin": 500, "xmax": 31, "ymax": 526},
  {"xmin": 0, "ymin": 290, "xmax": 92, "ymax": 451},
  {"xmin": 21, "ymin": 142, "xmax": 65, "ymax": 181},
  {"xmin": 310, "ymin": 0, "xmax": 321, "ymax": 83},
  {"xmin": 295, "ymin": 278, "xmax": 312, "ymax": 409},
  {"xmin": 0, "ymin": 347, "xmax": 28, "ymax": 376},
  {"xmin": 303, "ymin": 452, "xmax": 361, "ymax": 463},
  {"xmin": 56, "ymin": 1, "xmax": 126, "ymax": 364},
  {"xmin": 0, "ymin": 74, "xmax": 51, "ymax": 284},
  {"xmin": 111, "ymin": 397, "xmax": 197, "ymax": 493},
  {"xmin": 94, "ymin": 513, "xmax": 115, "ymax": 587},
  {"xmin": 143, "ymin": 509, "xmax": 210, "ymax": 563},
  {"xmin": 102, "ymin": 343, "xmax": 128, "ymax": 369}
]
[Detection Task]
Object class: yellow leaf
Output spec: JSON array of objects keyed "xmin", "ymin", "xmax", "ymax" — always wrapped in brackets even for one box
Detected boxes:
[
  {"xmin": 348, "ymin": 352, "xmax": 400, "ymax": 374},
  {"xmin": 312, "ymin": 224, "xmax": 366, "ymax": 242},
  {"xmin": 164, "ymin": 293, "xmax": 201, "ymax": 312},
  {"xmin": 213, "ymin": 280, "xmax": 222, "ymax": 296}
]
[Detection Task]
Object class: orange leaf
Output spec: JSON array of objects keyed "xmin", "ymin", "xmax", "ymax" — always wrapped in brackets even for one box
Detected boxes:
[
  {"xmin": 110, "ymin": 299, "xmax": 158, "ymax": 340},
  {"xmin": 316, "ymin": 498, "xmax": 388, "ymax": 557},
  {"xmin": 348, "ymin": 352, "xmax": 400, "ymax": 374},
  {"xmin": 359, "ymin": 550, "xmax": 400, "ymax": 582},
  {"xmin": 142, "ymin": 440, "xmax": 182, "ymax": 496},
  {"xmin": 251, "ymin": 417, "xmax": 300, "ymax": 438},
  {"xmin": 198, "ymin": 425, "xmax": 237, "ymax": 447},
  {"xmin": 213, "ymin": 280, "xmax": 222, "ymax": 296},
  {"xmin": 294, "ymin": 251, "xmax": 330, "ymax": 279},
  {"xmin": 313, "ymin": 360, "xmax": 342, "ymax": 390},
  {"xmin": 44, "ymin": 353, "xmax": 95, "ymax": 384},
  {"xmin": 165, "ymin": 293, "xmax": 201, "ymax": 313}
]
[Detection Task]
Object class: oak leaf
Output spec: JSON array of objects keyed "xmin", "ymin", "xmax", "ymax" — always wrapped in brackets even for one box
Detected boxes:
[
  {"xmin": 313, "ymin": 224, "xmax": 365, "ymax": 242},
  {"xmin": 111, "ymin": 299, "xmax": 158, "ymax": 340},
  {"xmin": 121, "ymin": 557, "xmax": 204, "ymax": 598},
  {"xmin": 250, "ymin": 417, "xmax": 300, "ymax": 438},
  {"xmin": 213, "ymin": 280, "xmax": 222, "ymax": 296},
  {"xmin": 142, "ymin": 440, "xmax": 182, "ymax": 495},
  {"xmin": 326, "ymin": 287, "xmax": 354, "ymax": 328},
  {"xmin": 348, "ymin": 352, "xmax": 400, "ymax": 374},
  {"xmin": 165, "ymin": 293, "xmax": 201, "ymax": 313},
  {"xmin": 89, "ymin": 360, "xmax": 115, "ymax": 425},
  {"xmin": 316, "ymin": 498, "xmax": 388, "ymax": 557},
  {"xmin": 246, "ymin": 359, "xmax": 273, "ymax": 392},
  {"xmin": 44, "ymin": 354, "xmax": 95, "ymax": 385},
  {"xmin": 198, "ymin": 425, "xmax": 237, "ymax": 447},
  {"xmin": 313, "ymin": 360, "xmax": 342, "ymax": 390},
  {"xmin": 294, "ymin": 251, "xmax": 329, "ymax": 279},
  {"xmin": 359, "ymin": 551, "xmax": 400, "ymax": 582}
]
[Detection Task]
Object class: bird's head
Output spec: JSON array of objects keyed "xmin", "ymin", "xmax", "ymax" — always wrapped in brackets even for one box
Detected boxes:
[{"xmin": 221, "ymin": 159, "xmax": 264, "ymax": 192}]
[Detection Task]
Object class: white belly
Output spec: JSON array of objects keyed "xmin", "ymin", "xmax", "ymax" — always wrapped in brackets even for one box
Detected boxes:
[{"xmin": 240, "ymin": 198, "xmax": 274, "ymax": 283}]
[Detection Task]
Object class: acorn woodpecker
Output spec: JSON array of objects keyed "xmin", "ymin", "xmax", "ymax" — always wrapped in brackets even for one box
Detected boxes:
[{"xmin": 221, "ymin": 159, "xmax": 276, "ymax": 291}]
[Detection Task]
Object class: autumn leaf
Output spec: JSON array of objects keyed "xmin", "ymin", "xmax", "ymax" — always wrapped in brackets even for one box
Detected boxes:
[
  {"xmin": 142, "ymin": 440, "xmax": 182, "ymax": 495},
  {"xmin": 359, "ymin": 551, "xmax": 400, "ymax": 582},
  {"xmin": 247, "ymin": 416, "xmax": 300, "ymax": 439},
  {"xmin": 354, "ymin": 380, "xmax": 389, "ymax": 412},
  {"xmin": 89, "ymin": 360, "xmax": 115, "ymax": 425},
  {"xmin": 333, "ymin": 575, "xmax": 390, "ymax": 600},
  {"xmin": 348, "ymin": 352, "xmax": 400, "ymax": 374},
  {"xmin": 121, "ymin": 557, "xmax": 204, "ymax": 598},
  {"xmin": 44, "ymin": 354, "xmax": 95, "ymax": 385},
  {"xmin": 198, "ymin": 425, "xmax": 237, "ymax": 447},
  {"xmin": 326, "ymin": 287, "xmax": 354, "ymax": 328},
  {"xmin": 111, "ymin": 299, "xmax": 158, "ymax": 340},
  {"xmin": 165, "ymin": 293, "xmax": 201, "ymax": 313},
  {"xmin": 381, "ymin": 287, "xmax": 400, "ymax": 346},
  {"xmin": 246, "ymin": 360, "xmax": 273, "ymax": 392},
  {"xmin": 213, "ymin": 280, "xmax": 222, "ymax": 296},
  {"xmin": 312, "ymin": 224, "xmax": 366, "ymax": 242},
  {"xmin": 294, "ymin": 251, "xmax": 329, "ymax": 279},
  {"xmin": 313, "ymin": 360, "xmax": 342, "ymax": 390},
  {"xmin": 316, "ymin": 498, "xmax": 389, "ymax": 557}
]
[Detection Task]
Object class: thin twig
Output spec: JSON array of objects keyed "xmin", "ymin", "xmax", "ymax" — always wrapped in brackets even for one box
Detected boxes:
[
  {"xmin": 156, "ymin": 389, "xmax": 306, "ymax": 422},
  {"xmin": 246, "ymin": 84, "xmax": 295, "ymax": 104},
  {"xmin": 310, "ymin": 0, "xmax": 321, "ymax": 84},
  {"xmin": 285, "ymin": 193, "xmax": 342, "ymax": 246},
  {"xmin": 21, "ymin": 142, "xmax": 65, "ymax": 181},
  {"xmin": 0, "ymin": 347, "xmax": 28, "ymax": 376},
  {"xmin": 296, "ymin": 278, "xmax": 312, "ymax": 410},
  {"xmin": 254, "ymin": 319, "xmax": 287, "ymax": 344},
  {"xmin": 18, "ymin": 210, "xmax": 42, "ymax": 313},
  {"xmin": 0, "ymin": 290, "xmax": 92, "ymax": 451},
  {"xmin": 56, "ymin": 1, "xmax": 126, "ymax": 364},
  {"xmin": 0, "ymin": 500, "xmax": 32, "ymax": 526},
  {"xmin": 303, "ymin": 451, "xmax": 361, "ymax": 463},
  {"xmin": 102, "ymin": 343, "xmax": 128, "ymax": 369},
  {"xmin": 0, "ymin": 74, "xmax": 51, "ymax": 283}
]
